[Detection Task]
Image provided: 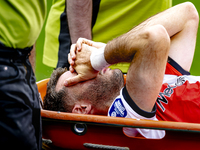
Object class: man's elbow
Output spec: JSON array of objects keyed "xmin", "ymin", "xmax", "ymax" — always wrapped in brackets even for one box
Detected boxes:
[
  {"xmin": 182, "ymin": 2, "xmax": 199, "ymax": 25},
  {"xmin": 145, "ymin": 24, "xmax": 170, "ymax": 52}
]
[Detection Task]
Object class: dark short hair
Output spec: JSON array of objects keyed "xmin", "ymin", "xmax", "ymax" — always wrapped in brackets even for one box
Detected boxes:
[{"xmin": 43, "ymin": 67, "xmax": 69, "ymax": 112}]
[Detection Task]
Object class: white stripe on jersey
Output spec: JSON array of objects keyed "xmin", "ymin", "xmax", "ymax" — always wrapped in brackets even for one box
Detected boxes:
[{"xmin": 163, "ymin": 75, "xmax": 200, "ymax": 85}]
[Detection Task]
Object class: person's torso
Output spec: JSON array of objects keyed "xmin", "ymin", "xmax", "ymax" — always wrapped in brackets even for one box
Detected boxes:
[
  {"xmin": 0, "ymin": 0, "xmax": 47, "ymax": 49},
  {"xmin": 156, "ymin": 75, "xmax": 200, "ymax": 123}
]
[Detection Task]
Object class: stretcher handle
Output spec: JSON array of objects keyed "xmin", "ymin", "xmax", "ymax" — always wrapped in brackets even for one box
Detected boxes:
[{"xmin": 41, "ymin": 109, "xmax": 200, "ymax": 132}]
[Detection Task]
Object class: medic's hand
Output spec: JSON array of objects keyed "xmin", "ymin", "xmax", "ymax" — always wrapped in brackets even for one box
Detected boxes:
[{"xmin": 64, "ymin": 44, "xmax": 99, "ymax": 87}]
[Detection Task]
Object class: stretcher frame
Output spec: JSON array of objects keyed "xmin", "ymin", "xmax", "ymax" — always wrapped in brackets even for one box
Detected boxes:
[{"xmin": 38, "ymin": 78, "xmax": 200, "ymax": 150}]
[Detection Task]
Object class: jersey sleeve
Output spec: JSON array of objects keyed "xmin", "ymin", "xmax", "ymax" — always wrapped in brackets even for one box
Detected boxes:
[
  {"xmin": 108, "ymin": 86, "xmax": 165, "ymax": 139},
  {"xmin": 165, "ymin": 57, "xmax": 190, "ymax": 75}
]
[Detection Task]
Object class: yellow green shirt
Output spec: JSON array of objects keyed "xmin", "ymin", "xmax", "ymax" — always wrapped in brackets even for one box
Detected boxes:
[
  {"xmin": 43, "ymin": 0, "xmax": 65, "ymax": 68},
  {"xmin": 92, "ymin": 0, "xmax": 172, "ymax": 73},
  {"xmin": 43, "ymin": 0, "xmax": 172, "ymax": 72},
  {"xmin": 0, "ymin": 0, "xmax": 47, "ymax": 49}
]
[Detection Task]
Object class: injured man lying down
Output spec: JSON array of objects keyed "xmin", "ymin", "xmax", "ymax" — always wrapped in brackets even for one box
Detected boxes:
[{"xmin": 43, "ymin": 2, "xmax": 200, "ymax": 139}]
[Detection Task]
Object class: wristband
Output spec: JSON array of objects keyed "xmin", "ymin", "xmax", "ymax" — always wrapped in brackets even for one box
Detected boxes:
[{"xmin": 90, "ymin": 46, "xmax": 110, "ymax": 71}]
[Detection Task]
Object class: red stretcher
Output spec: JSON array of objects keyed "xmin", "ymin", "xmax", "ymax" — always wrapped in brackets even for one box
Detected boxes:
[{"xmin": 37, "ymin": 77, "xmax": 200, "ymax": 150}]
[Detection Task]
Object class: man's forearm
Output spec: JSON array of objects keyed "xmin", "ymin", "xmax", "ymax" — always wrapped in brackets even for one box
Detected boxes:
[
  {"xmin": 104, "ymin": 31, "xmax": 138, "ymax": 64},
  {"xmin": 67, "ymin": 0, "xmax": 92, "ymax": 43}
]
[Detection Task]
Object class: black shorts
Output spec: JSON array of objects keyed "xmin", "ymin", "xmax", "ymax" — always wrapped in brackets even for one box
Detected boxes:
[{"xmin": 0, "ymin": 45, "xmax": 42, "ymax": 150}]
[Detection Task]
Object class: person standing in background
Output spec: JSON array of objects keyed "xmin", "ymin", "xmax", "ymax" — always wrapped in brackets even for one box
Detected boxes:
[
  {"xmin": 43, "ymin": 0, "xmax": 172, "ymax": 73},
  {"xmin": 43, "ymin": 0, "xmax": 100, "ymax": 69},
  {"xmin": 0, "ymin": 1, "xmax": 46, "ymax": 149}
]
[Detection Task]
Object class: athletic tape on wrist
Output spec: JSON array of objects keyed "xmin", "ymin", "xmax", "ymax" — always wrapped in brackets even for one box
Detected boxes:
[{"xmin": 90, "ymin": 46, "xmax": 110, "ymax": 71}]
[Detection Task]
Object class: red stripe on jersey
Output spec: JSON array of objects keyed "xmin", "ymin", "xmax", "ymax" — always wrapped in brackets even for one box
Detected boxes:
[{"xmin": 165, "ymin": 63, "xmax": 183, "ymax": 76}]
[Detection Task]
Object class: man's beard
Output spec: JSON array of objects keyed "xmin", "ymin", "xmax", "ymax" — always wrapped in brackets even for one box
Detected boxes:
[{"xmin": 84, "ymin": 69, "xmax": 124, "ymax": 113}]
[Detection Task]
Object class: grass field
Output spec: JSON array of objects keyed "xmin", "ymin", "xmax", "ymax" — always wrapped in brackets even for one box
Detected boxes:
[{"xmin": 35, "ymin": 0, "xmax": 200, "ymax": 82}]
